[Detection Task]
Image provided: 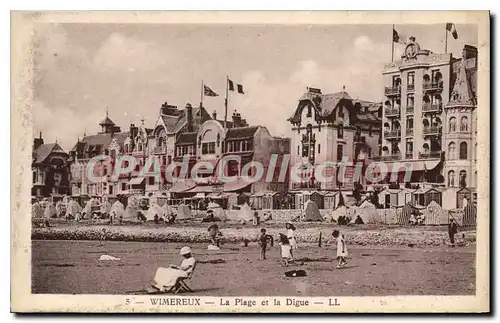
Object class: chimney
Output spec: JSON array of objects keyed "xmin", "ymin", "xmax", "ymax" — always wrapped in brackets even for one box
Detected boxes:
[
  {"xmin": 232, "ymin": 110, "xmax": 242, "ymax": 127},
  {"xmin": 33, "ymin": 131, "xmax": 44, "ymax": 151},
  {"xmin": 185, "ymin": 103, "xmax": 193, "ymax": 132},
  {"xmin": 212, "ymin": 110, "xmax": 217, "ymax": 120},
  {"xmin": 462, "ymin": 45, "xmax": 478, "ymax": 60},
  {"xmin": 160, "ymin": 102, "xmax": 179, "ymax": 116}
]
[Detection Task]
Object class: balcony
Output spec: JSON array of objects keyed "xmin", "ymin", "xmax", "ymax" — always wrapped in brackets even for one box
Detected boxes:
[
  {"xmin": 374, "ymin": 154, "xmax": 402, "ymax": 161},
  {"xmin": 385, "ymin": 107, "xmax": 400, "ymax": 117},
  {"xmin": 354, "ymin": 136, "xmax": 366, "ymax": 144},
  {"xmin": 384, "ymin": 129, "xmax": 401, "ymax": 140},
  {"xmin": 423, "ymin": 81, "xmax": 444, "ymax": 92},
  {"xmin": 407, "ymin": 84, "xmax": 415, "ymax": 91},
  {"xmin": 385, "ymin": 86, "xmax": 401, "ymax": 96},
  {"xmin": 418, "ymin": 151, "xmax": 442, "ymax": 159},
  {"xmin": 406, "ymin": 105, "xmax": 414, "ymax": 114},
  {"xmin": 405, "ymin": 152, "xmax": 414, "ymax": 159},
  {"xmin": 423, "ymin": 126, "xmax": 442, "ymax": 136},
  {"xmin": 291, "ymin": 181, "xmax": 322, "ymax": 190},
  {"xmin": 406, "ymin": 128, "xmax": 414, "ymax": 136},
  {"xmin": 422, "ymin": 102, "xmax": 442, "ymax": 113}
]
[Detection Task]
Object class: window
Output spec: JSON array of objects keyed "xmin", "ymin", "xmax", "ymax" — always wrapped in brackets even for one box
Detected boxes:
[
  {"xmin": 459, "ymin": 142, "xmax": 468, "ymax": 160},
  {"xmin": 124, "ymin": 144, "xmax": 129, "ymax": 153},
  {"xmin": 121, "ymin": 183, "xmax": 127, "ymax": 191},
  {"xmin": 407, "ymin": 94, "xmax": 414, "ymax": 108},
  {"xmin": 392, "ymin": 75, "xmax": 401, "ymax": 87},
  {"xmin": 474, "ymin": 171, "xmax": 477, "ymax": 187},
  {"xmin": 302, "ymin": 145, "xmax": 308, "ymax": 157},
  {"xmin": 406, "ymin": 117, "xmax": 413, "ymax": 130},
  {"xmin": 337, "ymin": 125, "xmax": 344, "ymax": 139},
  {"xmin": 138, "ymin": 143, "xmax": 143, "ymax": 151},
  {"xmin": 307, "ymin": 105, "xmax": 312, "ymax": 117},
  {"xmin": 167, "ymin": 155, "xmax": 172, "ymax": 164},
  {"xmin": 431, "ymin": 69, "xmax": 442, "ymax": 83},
  {"xmin": 407, "ymin": 72, "xmax": 415, "ymax": 87},
  {"xmin": 148, "ymin": 176, "xmax": 155, "ymax": 185},
  {"xmin": 406, "ymin": 140, "xmax": 413, "ymax": 153},
  {"xmin": 368, "ymin": 126, "xmax": 372, "ymax": 137},
  {"xmin": 459, "ymin": 170, "xmax": 467, "ymax": 188},
  {"xmin": 318, "ymin": 144, "xmax": 321, "ymax": 154},
  {"xmin": 448, "ymin": 170, "xmax": 455, "ymax": 187},
  {"xmin": 448, "ymin": 142, "xmax": 456, "ymax": 160},
  {"xmin": 336, "ymin": 145, "xmax": 343, "ymax": 162},
  {"xmin": 297, "ymin": 145, "xmax": 299, "ymax": 156},
  {"xmin": 449, "ymin": 117, "xmax": 456, "ymax": 132},
  {"xmin": 460, "ymin": 116, "xmax": 468, "ymax": 132}
]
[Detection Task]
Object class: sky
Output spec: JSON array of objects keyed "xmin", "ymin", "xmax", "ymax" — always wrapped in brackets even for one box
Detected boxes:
[{"xmin": 33, "ymin": 23, "xmax": 478, "ymax": 151}]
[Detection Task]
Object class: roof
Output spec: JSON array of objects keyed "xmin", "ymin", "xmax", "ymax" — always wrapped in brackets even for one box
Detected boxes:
[
  {"xmin": 99, "ymin": 116, "xmax": 115, "ymax": 126},
  {"xmin": 33, "ymin": 143, "xmax": 67, "ymax": 164},
  {"xmin": 225, "ymin": 126, "xmax": 259, "ymax": 140},
  {"xmin": 319, "ymin": 91, "xmax": 352, "ymax": 117},
  {"xmin": 161, "ymin": 107, "xmax": 211, "ymax": 134},
  {"xmin": 70, "ymin": 131, "xmax": 130, "ymax": 154},
  {"xmin": 448, "ymin": 55, "xmax": 477, "ymax": 106},
  {"xmin": 176, "ymin": 132, "xmax": 197, "ymax": 145}
]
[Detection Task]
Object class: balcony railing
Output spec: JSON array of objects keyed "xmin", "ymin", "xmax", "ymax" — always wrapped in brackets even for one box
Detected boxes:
[
  {"xmin": 405, "ymin": 152, "xmax": 413, "ymax": 159},
  {"xmin": 423, "ymin": 81, "xmax": 444, "ymax": 91},
  {"xmin": 406, "ymin": 128, "xmax": 414, "ymax": 136},
  {"xmin": 385, "ymin": 107, "xmax": 400, "ymax": 117},
  {"xmin": 376, "ymin": 154, "xmax": 402, "ymax": 161},
  {"xmin": 385, "ymin": 86, "xmax": 401, "ymax": 96},
  {"xmin": 406, "ymin": 105, "xmax": 414, "ymax": 114},
  {"xmin": 422, "ymin": 102, "xmax": 442, "ymax": 113},
  {"xmin": 291, "ymin": 181, "xmax": 322, "ymax": 190},
  {"xmin": 418, "ymin": 151, "xmax": 442, "ymax": 159},
  {"xmin": 422, "ymin": 126, "xmax": 442, "ymax": 135},
  {"xmin": 407, "ymin": 84, "xmax": 415, "ymax": 91},
  {"xmin": 384, "ymin": 129, "xmax": 401, "ymax": 139}
]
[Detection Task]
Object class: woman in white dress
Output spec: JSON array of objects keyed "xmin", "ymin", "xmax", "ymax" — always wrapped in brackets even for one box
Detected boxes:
[
  {"xmin": 332, "ymin": 230, "xmax": 348, "ymax": 268},
  {"xmin": 151, "ymin": 246, "xmax": 196, "ymax": 292},
  {"xmin": 285, "ymin": 223, "xmax": 297, "ymax": 260}
]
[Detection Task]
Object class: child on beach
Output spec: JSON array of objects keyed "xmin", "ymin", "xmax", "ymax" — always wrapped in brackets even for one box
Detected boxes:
[
  {"xmin": 332, "ymin": 230, "xmax": 348, "ymax": 269},
  {"xmin": 279, "ymin": 233, "xmax": 292, "ymax": 266},
  {"xmin": 258, "ymin": 228, "xmax": 274, "ymax": 260}
]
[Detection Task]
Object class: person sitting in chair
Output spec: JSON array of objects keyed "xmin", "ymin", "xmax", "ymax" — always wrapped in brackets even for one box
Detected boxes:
[{"xmin": 151, "ymin": 246, "xmax": 196, "ymax": 293}]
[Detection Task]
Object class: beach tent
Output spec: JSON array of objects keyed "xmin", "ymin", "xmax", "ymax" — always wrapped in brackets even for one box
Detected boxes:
[
  {"xmin": 229, "ymin": 202, "xmax": 254, "ymax": 222},
  {"xmin": 303, "ymin": 200, "xmax": 323, "ymax": 222},
  {"xmin": 146, "ymin": 203, "xmax": 165, "ymax": 221},
  {"xmin": 55, "ymin": 200, "xmax": 65, "ymax": 217},
  {"xmin": 423, "ymin": 201, "xmax": 449, "ymax": 225},
  {"xmin": 109, "ymin": 200, "xmax": 125, "ymax": 219},
  {"xmin": 351, "ymin": 202, "xmax": 383, "ymax": 224},
  {"xmin": 44, "ymin": 202, "xmax": 57, "ymax": 219},
  {"xmin": 31, "ymin": 201, "xmax": 44, "ymax": 219},
  {"xmin": 176, "ymin": 204, "xmax": 193, "ymax": 220},
  {"xmin": 100, "ymin": 200, "xmax": 112, "ymax": 216},
  {"xmin": 396, "ymin": 202, "xmax": 424, "ymax": 225},
  {"xmin": 462, "ymin": 203, "xmax": 477, "ymax": 226},
  {"xmin": 123, "ymin": 195, "xmax": 142, "ymax": 222},
  {"xmin": 66, "ymin": 200, "xmax": 82, "ymax": 217},
  {"xmin": 327, "ymin": 205, "xmax": 354, "ymax": 223},
  {"xmin": 207, "ymin": 201, "xmax": 226, "ymax": 221}
]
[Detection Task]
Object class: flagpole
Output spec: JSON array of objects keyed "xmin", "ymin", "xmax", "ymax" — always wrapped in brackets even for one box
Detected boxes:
[
  {"xmin": 391, "ymin": 24, "xmax": 395, "ymax": 62},
  {"xmin": 200, "ymin": 80, "xmax": 204, "ymax": 107},
  {"xmin": 224, "ymin": 75, "xmax": 229, "ymax": 129},
  {"xmin": 444, "ymin": 24, "xmax": 448, "ymax": 54}
]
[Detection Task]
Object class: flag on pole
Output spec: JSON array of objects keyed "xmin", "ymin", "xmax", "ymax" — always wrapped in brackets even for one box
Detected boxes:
[
  {"xmin": 228, "ymin": 78, "xmax": 244, "ymax": 94},
  {"xmin": 393, "ymin": 28, "xmax": 407, "ymax": 44},
  {"xmin": 446, "ymin": 23, "xmax": 458, "ymax": 39},
  {"xmin": 203, "ymin": 85, "xmax": 218, "ymax": 97}
]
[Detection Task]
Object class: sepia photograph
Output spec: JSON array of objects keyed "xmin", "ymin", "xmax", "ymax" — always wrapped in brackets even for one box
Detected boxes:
[{"xmin": 11, "ymin": 11, "xmax": 490, "ymax": 313}]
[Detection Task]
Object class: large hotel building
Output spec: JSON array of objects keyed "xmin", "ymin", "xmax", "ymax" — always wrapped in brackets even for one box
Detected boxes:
[{"xmin": 381, "ymin": 37, "xmax": 477, "ymax": 190}]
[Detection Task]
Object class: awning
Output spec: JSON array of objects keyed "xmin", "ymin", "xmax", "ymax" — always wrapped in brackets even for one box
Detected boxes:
[
  {"xmin": 223, "ymin": 178, "xmax": 252, "ymax": 192},
  {"xmin": 186, "ymin": 185, "xmax": 213, "ymax": 193},
  {"xmin": 413, "ymin": 187, "xmax": 429, "ymax": 194},
  {"xmin": 376, "ymin": 160, "xmax": 441, "ymax": 174},
  {"xmin": 169, "ymin": 180, "xmax": 197, "ymax": 193},
  {"xmin": 129, "ymin": 177, "xmax": 145, "ymax": 185}
]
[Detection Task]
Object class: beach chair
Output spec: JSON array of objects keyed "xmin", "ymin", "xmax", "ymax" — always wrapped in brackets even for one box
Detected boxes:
[
  {"xmin": 172, "ymin": 262, "xmax": 197, "ymax": 293},
  {"xmin": 149, "ymin": 262, "xmax": 197, "ymax": 294}
]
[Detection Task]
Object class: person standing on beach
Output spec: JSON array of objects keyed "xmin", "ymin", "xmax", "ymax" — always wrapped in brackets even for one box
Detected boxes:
[
  {"xmin": 332, "ymin": 230, "xmax": 348, "ymax": 269},
  {"xmin": 258, "ymin": 228, "xmax": 273, "ymax": 260},
  {"xmin": 448, "ymin": 218, "xmax": 459, "ymax": 247},
  {"xmin": 286, "ymin": 223, "xmax": 297, "ymax": 260}
]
